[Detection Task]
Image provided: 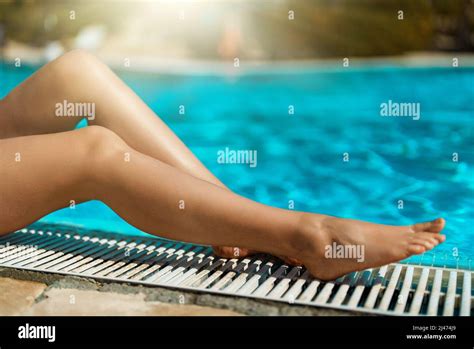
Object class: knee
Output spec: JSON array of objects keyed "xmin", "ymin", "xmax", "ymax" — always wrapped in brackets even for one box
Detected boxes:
[
  {"xmin": 49, "ymin": 49, "xmax": 108, "ymax": 84},
  {"xmin": 80, "ymin": 126, "xmax": 131, "ymax": 173}
]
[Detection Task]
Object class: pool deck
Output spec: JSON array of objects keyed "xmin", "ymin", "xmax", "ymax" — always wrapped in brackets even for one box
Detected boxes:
[
  {"xmin": 0, "ymin": 266, "xmax": 355, "ymax": 316},
  {"xmin": 2, "ymin": 224, "xmax": 471, "ymax": 316}
]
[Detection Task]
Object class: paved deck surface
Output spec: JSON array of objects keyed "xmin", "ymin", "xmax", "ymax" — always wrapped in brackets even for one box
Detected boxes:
[{"xmin": 0, "ymin": 267, "xmax": 356, "ymax": 316}]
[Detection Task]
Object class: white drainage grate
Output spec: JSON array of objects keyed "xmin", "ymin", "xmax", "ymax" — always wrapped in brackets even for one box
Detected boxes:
[{"xmin": 0, "ymin": 224, "xmax": 472, "ymax": 316}]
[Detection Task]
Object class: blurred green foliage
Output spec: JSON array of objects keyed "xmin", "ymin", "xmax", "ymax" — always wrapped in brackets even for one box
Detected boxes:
[
  {"xmin": 0, "ymin": 0, "xmax": 472, "ymax": 58},
  {"xmin": 0, "ymin": 0, "xmax": 125, "ymax": 44}
]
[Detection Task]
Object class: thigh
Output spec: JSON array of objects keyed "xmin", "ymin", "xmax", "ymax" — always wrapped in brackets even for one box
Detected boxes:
[{"xmin": 0, "ymin": 128, "xmax": 95, "ymax": 235}]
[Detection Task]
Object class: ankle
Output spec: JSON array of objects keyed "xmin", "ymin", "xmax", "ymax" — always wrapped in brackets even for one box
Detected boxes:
[{"xmin": 286, "ymin": 212, "xmax": 328, "ymax": 260}]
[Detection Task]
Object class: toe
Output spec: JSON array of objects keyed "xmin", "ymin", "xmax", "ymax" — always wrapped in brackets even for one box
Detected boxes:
[
  {"xmin": 407, "ymin": 245, "xmax": 426, "ymax": 255},
  {"xmin": 414, "ymin": 232, "xmax": 446, "ymax": 243},
  {"xmin": 411, "ymin": 218, "xmax": 445, "ymax": 233},
  {"xmin": 410, "ymin": 238, "xmax": 435, "ymax": 250},
  {"xmin": 212, "ymin": 246, "xmax": 254, "ymax": 258},
  {"xmin": 415, "ymin": 233, "xmax": 446, "ymax": 244},
  {"xmin": 279, "ymin": 256, "xmax": 303, "ymax": 266}
]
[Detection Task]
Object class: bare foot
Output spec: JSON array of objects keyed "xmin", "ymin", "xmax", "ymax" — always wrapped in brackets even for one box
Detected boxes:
[{"xmin": 296, "ymin": 214, "xmax": 446, "ymax": 281}]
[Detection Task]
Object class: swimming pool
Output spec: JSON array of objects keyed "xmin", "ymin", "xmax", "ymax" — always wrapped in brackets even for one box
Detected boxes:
[{"xmin": 1, "ymin": 62, "xmax": 473, "ymax": 269}]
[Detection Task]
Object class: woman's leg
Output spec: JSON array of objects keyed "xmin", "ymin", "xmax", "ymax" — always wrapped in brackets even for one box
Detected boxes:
[
  {"xmin": 0, "ymin": 126, "xmax": 298, "ymax": 253},
  {"xmin": 1, "ymin": 50, "xmax": 225, "ymax": 186},
  {"xmin": 0, "ymin": 49, "xmax": 245, "ymax": 257},
  {"xmin": 0, "ymin": 126, "xmax": 445, "ymax": 280}
]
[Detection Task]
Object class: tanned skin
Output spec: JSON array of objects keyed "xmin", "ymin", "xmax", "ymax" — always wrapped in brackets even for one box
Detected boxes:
[{"xmin": 0, "ymin": 51, "xmax": 446, "ymax": 280}]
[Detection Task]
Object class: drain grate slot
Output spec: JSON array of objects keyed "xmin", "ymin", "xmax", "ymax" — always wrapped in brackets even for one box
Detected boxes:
[{"xmin": 0, "ymin": 225, "xmax": 472, "ymax": 316}]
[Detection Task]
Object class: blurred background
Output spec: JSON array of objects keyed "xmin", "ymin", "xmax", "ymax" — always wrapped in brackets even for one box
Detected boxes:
[
  {"xmin": 0, "ymin": 0, "xmax": 473, "ymax": 269},
  {"xmin": 0, "ymin": 0, "xmax": 473, "ymax": 64}
]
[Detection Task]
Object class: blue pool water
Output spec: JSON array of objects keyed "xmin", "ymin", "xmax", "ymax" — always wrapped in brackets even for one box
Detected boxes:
[{"xmin": 1, "ymin": 62, "xmax": 473, "ymax": 269}]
